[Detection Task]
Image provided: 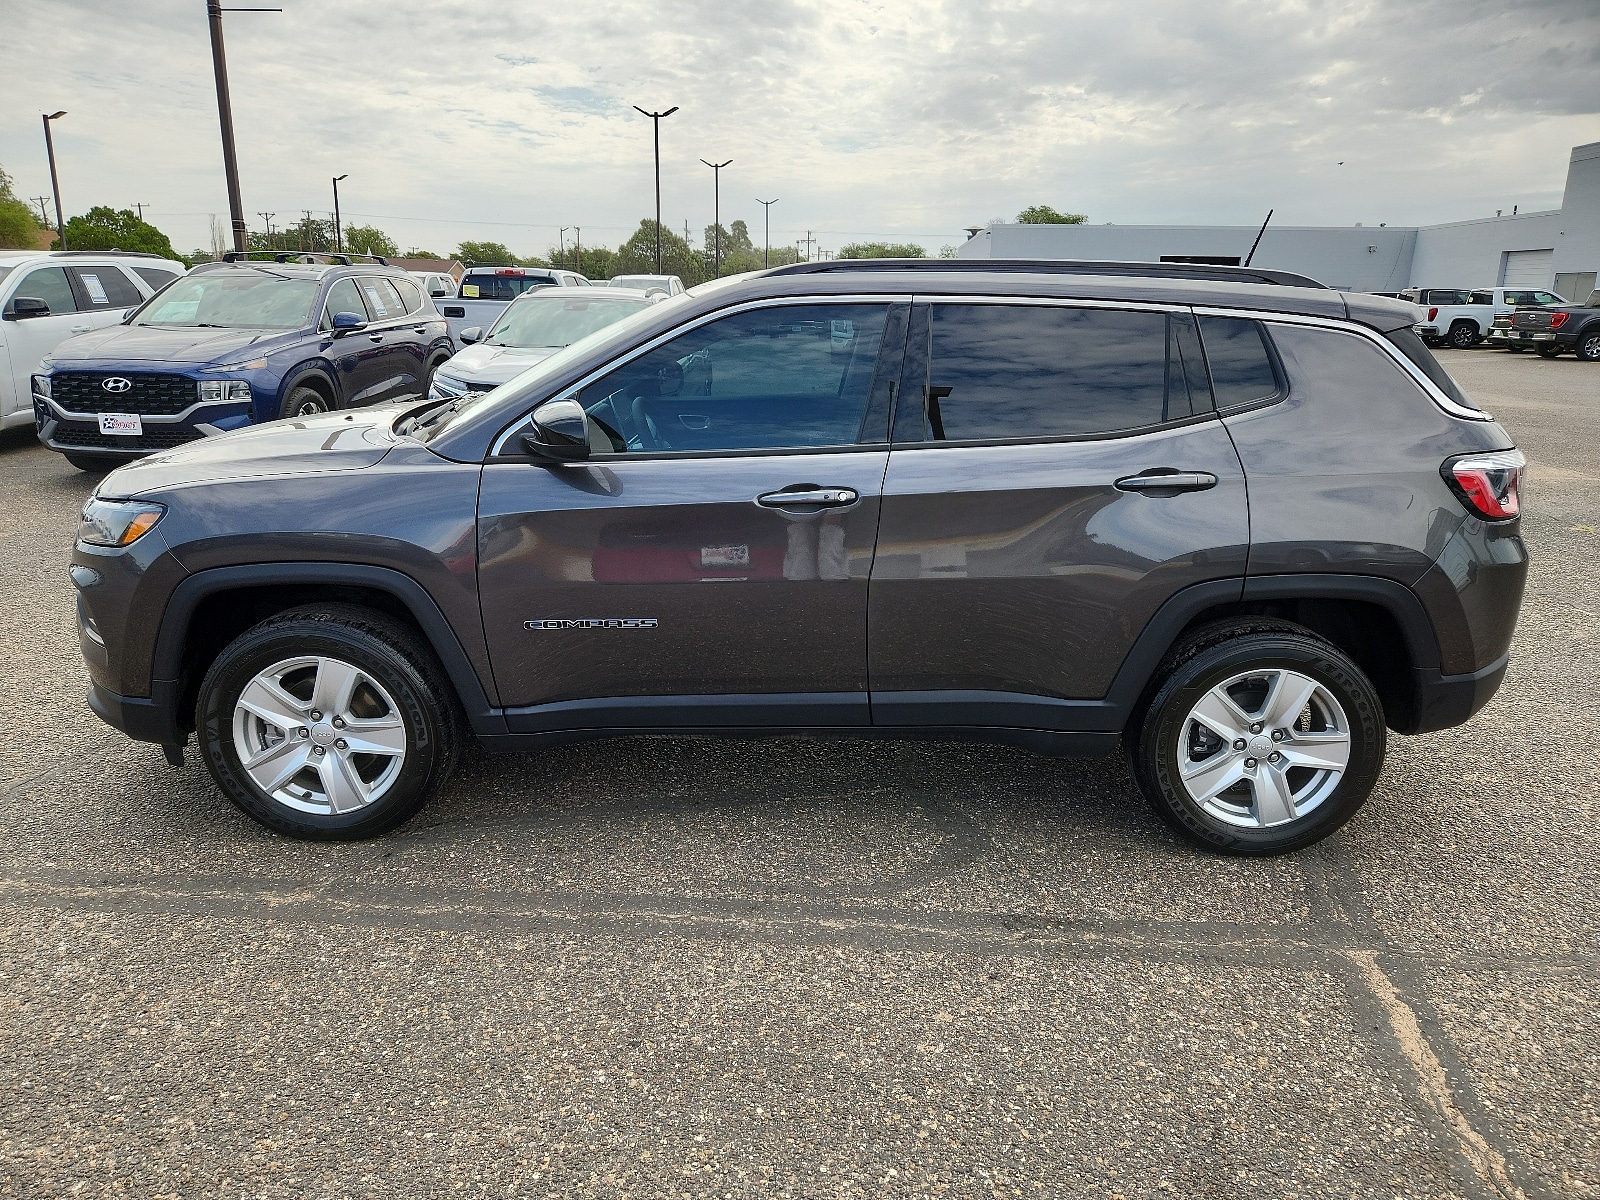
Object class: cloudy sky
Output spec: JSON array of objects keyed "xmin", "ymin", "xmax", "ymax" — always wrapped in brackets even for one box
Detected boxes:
[{"xmin": 3, "ymin": 0, "xmax": 1597, "ymax": 260}]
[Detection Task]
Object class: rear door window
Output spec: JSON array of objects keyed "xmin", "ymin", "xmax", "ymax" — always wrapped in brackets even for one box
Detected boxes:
[
  {"xmin": 1197, "ymin": 317, "xmax": 1282, "ymax": 409},
  {"xmin": 11, "ymin": 266, "xmax": 79, "ymax": 314},
  {"xmin": 391, "ymin": 277, "xmax": 423, "ymax": 313},
  {"xmin": 132, "ymin": 266, "xmax": 182, "ymax": 292},
  {"xmin": 70, "ymin": 266, "xmax": 143, "ymax": 308},
  {"xmin": 904, "ymin": 304, "xmax": 1185, "ymax": 442},
  {"xmin": 359, "ymin": 277, "xmax": 406, "ymax": 321}
]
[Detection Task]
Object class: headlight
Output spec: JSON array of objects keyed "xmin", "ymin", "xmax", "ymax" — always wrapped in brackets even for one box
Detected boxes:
[
  {"xmin": 430, "ymin": 373, "xmax": 468, "ymax": 399},
  {"xmin": 197, "ymin": 379, "xmax": 252, "ymax": 403},
  {"xmin": 77, "ymin": 498, "xmax": 166, "ymax": 547}
]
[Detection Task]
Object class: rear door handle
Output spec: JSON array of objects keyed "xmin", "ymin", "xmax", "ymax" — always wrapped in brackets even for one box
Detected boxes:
[
  {"xmin": 1114, "ymin": 471, "xmax": 1218, "ymax": 493},
  {"xmin": 368, "ymin": 333, "xmax": 384, "ymax": 342},
  {"xmin": 756, "ymin": 487, "xmax": 859, "ymax": 508}
]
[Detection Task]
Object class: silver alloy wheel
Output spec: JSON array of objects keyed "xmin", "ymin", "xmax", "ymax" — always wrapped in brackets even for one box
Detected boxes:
[
  {"xmin": 292, "ymin": 394, "xmax": 328, "ymax": 416},
  {"xmin": 1176, "ymin": 668, "xmax": 1352, "ymax": 829},
  {"xmin": 1581, "ymin": 333, "xmax": 1600, "ymax": 361},
  {"xmin": 232, "ymin": 655, "xmax": 408, "ymax": 815}
]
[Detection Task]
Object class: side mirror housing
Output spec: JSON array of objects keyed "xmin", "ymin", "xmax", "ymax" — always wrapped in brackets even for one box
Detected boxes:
[
  {"xmin": 4, "ymin": 296, "xmax": 50, "ymax": 321},
  {"xmin": 330, "ymin": 310, "xmax": 367, "ymax": 336},
  {"xmin": 429, "ymin": 285, "xmax": 448, "ymax": 298},
  {"xmin": 459, "ymin": 326, "xmax": 483, "ymax": 345},
  {"xmin": 521, "ymin": 398, "xmax": 591, "ymax": 462}
]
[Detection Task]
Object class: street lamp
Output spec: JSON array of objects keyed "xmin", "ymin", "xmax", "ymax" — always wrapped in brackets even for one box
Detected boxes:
[
  {"xmin": 332, "ymin": 175, "xmax": 347, "ymax": 252},
  {"xmin": 756, "ymin": 197, "xmax": 778, "ymax": 269},
  {"xmin": 632, "ymin": 105, "xmax": 678, "ymax": 272},
  {"xmin": 41, "ymin": 112, "xmax": 67, "ymax": 249},
  {"xmin": 700, "ymin": 159, "xmax": 732, "ymax": 276},
  {"xmin": 207, "ymin": 2, "xmax": 282, "ymax": 255}
]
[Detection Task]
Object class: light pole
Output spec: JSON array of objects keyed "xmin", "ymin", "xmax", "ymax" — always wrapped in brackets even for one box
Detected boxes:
[
  {"xmin": 332, "ymin": 175, "xmax": 347, "ymax": 252},
  {"xmin": 756, "ymin": 197, "xmax": 778, "ymax": 268},
  {"xmin": 207, "ymin": 1, "xmax": 282, "ymax": 255},
  {"xmin": 559, "ymin": 226, "xmax": 570, "ymax": 264},
  {"xmin": 700, "ymin": 158, "xmax": 732, "ymax": 276},
  {"xmin": 574, "ymin": 226, "xmax": 582, "ymax": 276},
  {"xmin": 632, "ymin": 105, "xmax": 678, "ymax": 272},
  {"xmin": 41, "ymin": 112, "xmax": 67, "ymax": 249}
]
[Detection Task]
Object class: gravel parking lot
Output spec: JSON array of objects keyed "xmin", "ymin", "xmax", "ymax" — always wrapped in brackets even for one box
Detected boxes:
[{"xmin": 0, "ymin": 349, "xmax": 1595, "ymax": 1200}]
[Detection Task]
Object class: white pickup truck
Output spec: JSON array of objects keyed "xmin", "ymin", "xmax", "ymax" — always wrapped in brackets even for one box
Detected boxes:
[
  {"xmin": 437, "ymin": 265, "xmax": 589, "ymax": 345},
  {"xmin": 1407, "ymin": 286, "xmax": 1569, "ymax": 350},
  {"xmin": 0, "ymin": 250, "xmax": 186, "ymax": 431}
]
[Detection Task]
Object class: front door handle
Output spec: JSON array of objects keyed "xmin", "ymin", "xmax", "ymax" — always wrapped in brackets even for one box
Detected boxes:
[
  {"xmin": 1114, "ymin": 471, "xmax": 1218, "ymax": 493},
  {"xmin": 756, "ymin": 487, "xmax": 859, "ymax": 508},
  {"xmin": 368, "ymin": 333, "xmax": 384, "ymax": 342},
  {"xmin": 70, "ymin": 325, "xmax": 92, "ymax": 333}
]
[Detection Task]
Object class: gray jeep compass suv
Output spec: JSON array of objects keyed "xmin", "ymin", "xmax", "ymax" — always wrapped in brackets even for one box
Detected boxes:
[{"xmin": 70, "ymin": 260, "xmax": 1527, "ymax": 854}]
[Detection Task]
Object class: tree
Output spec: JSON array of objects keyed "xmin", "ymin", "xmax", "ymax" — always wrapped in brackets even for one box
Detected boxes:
[
  {"xmin": 344, "ymin": 224, "xmax": 399, "ymax": 258},
  {"xmin": 0, "ymin": 162, "xmax": 41, "ymax": 250},
  {"xmin": 1016, "ymin": 205, "xmax": 1087, "ymax": 224},
  {"xmin": 455, "ymin": 240, "xmax": 517, "ymax": 267},
  {"xmin": 612, "ymin": 220, "xmax": 710, "ymax": 286},
  {"xmin": 546, "ymin": 244, "xmax": 616, "ymax": 280},
  {"xmin": 938, "ymin": 244, "xmax": 960, "ymax": 258},
  {"xmin": 403, "ymin": 247, "xmax": 442, "ymax": 259},
  {"xmin": 837, "ymin": 241, "xmax": 927, "ymax": 259},
  {"xmin": 56, "ymin": 206, "xmax": 180, "ymax": 259}
]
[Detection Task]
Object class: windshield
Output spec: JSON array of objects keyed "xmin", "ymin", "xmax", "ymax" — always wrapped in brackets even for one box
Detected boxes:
[
  {"xmin": 612, "ymin": 276, "xmax": 671, "ymax": 290},
  {"xmin": 133, "ymin": 272, "xmax": 320, "ymax": 329},
  {"xmin": 460, "ymin": 273, "xmax": 556, "ymax": 302},
  {"xmin": 485, "ymin": 295, "xmax": 647, "ymax": 348}
]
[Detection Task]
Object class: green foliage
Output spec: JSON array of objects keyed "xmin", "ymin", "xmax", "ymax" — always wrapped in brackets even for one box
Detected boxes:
[
  {"xmin": 56, "ymin": 206, "xmax": 179, "ymax": 259},
  {"xmin": 837, "ymin": 241, "xmax": 927, "ymax": 260},
  {"xmin": 546, "ymin": 244, "xmax": 616, "ymax": 280},
  {"xmin": 938, "ymin": 244, "xmax": 960, "ymax": 259},
  {"xmin": 455, "ymin": 240, "xmax": 517, "ymax": 267},
  {"xmin": 403, "ymin": 247, "xmax": 442, "ymax": 259},
  {"xmin": 1016, "ymin": 205, "xmax": 1087, "ymax": 224},
  {"xmin": 249, "ymin": 215, "xmax": 337, "ymax": 255},
  {"xmin": 344, "ymin": 224, "xmax": 400, "ymax": 258},
  {"xmin": 0, "ymin": 162, "xmax": 41, "ymax": 249},
  {"xmin": 613, "ymin": 220, "xmax": 710, "ymax": 286}
]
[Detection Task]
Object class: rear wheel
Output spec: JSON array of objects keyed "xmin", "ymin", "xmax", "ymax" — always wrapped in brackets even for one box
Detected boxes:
[
  {"xmin": 62, "ymin": 452, "xmax": 120, "ymax": 473},
  {"xmin": 1505, "ymin": 342, "xmax": 1526, "ymax": 353},
  {"xmin": 1535, "ymin": 343, "xmax": 1563, "ymax": 359},
  {"xmin": 1130, "ymin": 620, "xmax": 1386, "ymax": 855},
  {"xmin": 196, "ymin": 604, "xmax": 461, "ymax": 839},
  {"xmin": 281, "ymin": 385, "xmax": 330, "ymax": 418},
  {"xmin": 1448, "ymin": 321, "xmax": 1482, "ymax": 349},
  {"xmin": 1578, "ymin": 331, "xmax": 1600, "ymax": 362}
]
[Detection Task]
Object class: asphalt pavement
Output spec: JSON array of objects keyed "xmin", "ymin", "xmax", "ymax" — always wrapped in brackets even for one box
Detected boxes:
[{"xmin": 0, "ymin": 349, "xmax": 1595, "ymax": 1199}]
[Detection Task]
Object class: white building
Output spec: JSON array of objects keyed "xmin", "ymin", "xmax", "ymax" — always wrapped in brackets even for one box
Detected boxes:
[{"xmin": 958, "ymin": 141, "xmax": 1600, "ymax": 301}]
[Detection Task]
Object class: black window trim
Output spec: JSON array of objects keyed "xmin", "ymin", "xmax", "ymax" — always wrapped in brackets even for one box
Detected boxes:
[
  {"xmin": 319, "ymin": 274, "xmax": 369, "ymax": 332},
  {"xmin": 488, "ymin": 293, "xmax": 909, "ymax": 460}
]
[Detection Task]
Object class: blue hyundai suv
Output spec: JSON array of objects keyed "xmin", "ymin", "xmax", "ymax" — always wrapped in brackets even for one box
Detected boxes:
[{"xmin": 32, "ymin": 253, "xmax": 453, "ymax": 471}]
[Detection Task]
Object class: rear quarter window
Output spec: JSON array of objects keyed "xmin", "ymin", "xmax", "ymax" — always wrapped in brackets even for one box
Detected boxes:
[{"xmin": 1382, "ymin": 327, "xmax": 1479, "ymax": 411}]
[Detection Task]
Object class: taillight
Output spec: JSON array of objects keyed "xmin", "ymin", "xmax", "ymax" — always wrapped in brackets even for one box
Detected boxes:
[
  {"xmin": 1444, "ymin": 450, "xmax": 1525, "ymax": 521},
  {"xmin": 1428, "ymin": 307, "xmax": 1439, "ymax": 321},
  {"xmin": 1549, "ymin": 312, "xmax": 1569, "ymax": 328}
]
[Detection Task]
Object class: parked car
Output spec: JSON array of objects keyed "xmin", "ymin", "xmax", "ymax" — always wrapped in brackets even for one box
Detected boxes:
[
  {"xmin": 1, "ymin": 250, "xmax": 185, "ymax": 433},
  {"xmin": 608, "ymin": 274, "xmax": 687, "ymax": 297},
  {"xmin": 33, "ymin": 252, "xmax": 452, "ymax": 471},
  {"xmin": 72, "ymin": 258, "xmax": 1526, "ymax": 855},
  {"xmin": 1506, "ymin": 296, "xmax": 1600, "ymax": 360},
  {"xmin": 408, "ymin": 271, "xmax": 456, "ymax": 301},
  {"xmin": 1481, "ymin": 288, "xmax": 1577, "ymax": 350},
  {"xmin": 429, "ymin": 288, "xmax": 664, "ymax": 400},
  {"xmin": 1406, "ymin": 286, "xmax": 1569, "ymax": 349},
  {"xmin": 438, "ymin": 266, "xmax": 589, "ymax": 344}
]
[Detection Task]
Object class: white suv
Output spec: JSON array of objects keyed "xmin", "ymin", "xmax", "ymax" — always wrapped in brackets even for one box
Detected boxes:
[{"xmin": 0, "ymin": 251, "xmax": 186, "ymax": 431}]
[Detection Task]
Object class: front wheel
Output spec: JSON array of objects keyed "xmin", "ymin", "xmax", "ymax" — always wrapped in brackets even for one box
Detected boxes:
[
  {"xmin": 1130, "ymin": 621, "xmax": 1386, "ymax": 855},
  {"xmin": 1535, "ymin": 344, "xmax": 1563, "ymax": 359},
  {"xmin": 1504, "ymin": 342, "xmax": 1526, "ymax": 354},
  {"xmin": 1448, "ymin": 321, "xmax": 1482, "ymax": 349},
  {"xmin": 196, "ymin": 604, "xmax": 461, "ymax": 839},
  {"xmin": 281, "ymin": 385, "xmax": 330, "ymax": 418}
]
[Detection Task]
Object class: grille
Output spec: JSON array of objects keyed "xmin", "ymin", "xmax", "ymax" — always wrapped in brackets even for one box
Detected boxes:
[
  {"xmin": 52, "ymin": 372, "xmax": 197, "ymax": 416},
  {"xmin": 50, "ymin": 422, "xmax": 201, "ymax": 452}
]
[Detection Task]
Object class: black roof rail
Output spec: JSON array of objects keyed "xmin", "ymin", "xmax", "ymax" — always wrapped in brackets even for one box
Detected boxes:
[
  {"xmin": 220, "ymin": 250, "xmax": 392, "ymax": 266},
  {"xmin": 764, "ymin": 257, "xmax": 1328, "ymax": 289},
  {"xmin": 46, "ymin": 249, "xmax": 170, "ymax": 260}
]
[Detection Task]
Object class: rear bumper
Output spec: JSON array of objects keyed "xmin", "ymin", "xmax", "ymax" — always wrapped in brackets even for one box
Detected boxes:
[{"xmin": 1407, "ymin": 653, "xmax": 1509, "ymax": 735}]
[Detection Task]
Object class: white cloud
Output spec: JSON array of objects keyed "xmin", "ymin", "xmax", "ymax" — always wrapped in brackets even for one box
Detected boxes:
[{"xmin": 1, "ymin": 0, "xmax": 1595, "ymax": 258}]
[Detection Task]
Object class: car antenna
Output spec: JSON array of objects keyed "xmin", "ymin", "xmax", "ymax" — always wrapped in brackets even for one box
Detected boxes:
[{"xmin": 1243, "ymin": 208, "xmax": 1274, "ymax": 267}]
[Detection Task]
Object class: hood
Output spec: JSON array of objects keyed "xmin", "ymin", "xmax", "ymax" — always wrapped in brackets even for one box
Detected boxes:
[
  {"xmin": 49, "ymin": 323, "xmax": 292, "ymax": 368},
  {"xmin": 98, "ymin": 407, "xmax": 401, "ymax": 497},
  {"xmin": 441, "ymin": 342, "xmax": 558, "ymax": 385}
]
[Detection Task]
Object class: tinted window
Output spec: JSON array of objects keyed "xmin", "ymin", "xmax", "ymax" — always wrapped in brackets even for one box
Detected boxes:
[
  {"xmin": 392, "ymin": 277, "xmax": 422, "ymax": 312},
  {"xmin": 577, "ymin": 303, "xmax": 890, "ymax": 454},
  {"xmin": 71, "ymin": 266, "xmax": 142, "ymax": 308},
  {"xmin": 12, "ymin": 266, "xmax": 78, "ymax": 315},
  {"xmin": 1532, "ymin": 292, "xmax": 1562, "ymax": 305},
  {"xmin": 359, "ymin": 277, "xmax": 405, "ymax": 320},
  {"xmin": 1469, "ymin": 290, "xmax": 1494, "ymax": 305},
  {"xmin": 322, "ymin": 278, "xmax": 366, "ymax": 329},
  {"xmin": 916, "ymin": 304, "xmax": 1173, "ymax": 441},
  {"xmin": 1198, "ymin": 317, "xmax": 1281, "ymax": 408},
  {"xmin": 1382, "ymin": 328, "xmax": 1478, "ymax": 411},
  {"xmin": 1424, "ymin": 289, "xmax": 1470, "ymax": 305},
  {"xmin": 460, "ymin": 272, "xmax": 555, "ymax": 301},
  {"xmin": 133, "ymin": 266, "xmax": 181, "ymax": 291}
]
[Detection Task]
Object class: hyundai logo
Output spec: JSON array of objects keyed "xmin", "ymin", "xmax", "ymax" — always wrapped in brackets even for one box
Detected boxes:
[{"xmin": 101, "ymin": 377, "xmax": 133, "ymax": 394}]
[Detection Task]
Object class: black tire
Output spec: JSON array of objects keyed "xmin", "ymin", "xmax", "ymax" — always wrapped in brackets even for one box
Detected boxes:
[
  {"xmin": 423, "ymin": 355, "xmax": 449, "ymax": 397},
  {"xmin": 1447, "ymin": 321, "xmax": 1482, "ymax": 349},
  {"xmin": 1505, "ymin": 342, "xmax": 1526, "ymax": 353},
  {"xmin": 1422, "ymin": 336, "xmax": 1445, "ymax": 349},
  {"xmin": 281, "ymin": 384, "xmax": 330, "ymax": 419},
  {"xmin": 1129, "ymin": 619, "xmax": 1386, "ymax": 856},
  {"xmin": 1577, "ymin": 330, "xmax": 1600, "ymax": 363},
  {"xmin": 61, "ymin": 452, "xmax": 120, "ymax": 473},
  {"xmin": 1535, "ymin": 344, "xmax": 1562, "ymax": 359},
  {"xmin": 196, "ymin": 603, "xmax": 461, "ymax": 839}
]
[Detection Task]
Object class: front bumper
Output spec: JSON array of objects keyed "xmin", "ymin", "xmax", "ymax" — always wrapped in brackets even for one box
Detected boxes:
[{"xmin": 33, "ymin": 378, "xmax": 255, "ymax": 458}]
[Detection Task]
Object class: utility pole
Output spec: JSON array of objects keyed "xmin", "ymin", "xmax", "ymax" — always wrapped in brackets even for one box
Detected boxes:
[
  {"xmin": 574, "ymin": 226, "xmax": 582, "ymax": 276},
  {"xmin": 31, "ymin": 197, "xmax": 51, "ymax": 229},
  {"xmin": 332, "ymin": 175, "xmax": 347, "ymax": 252},
  {"xmin": 559, "ymin": 227, "xmax": 569, "ymax": 264},
  {"xmin": 257, "ymin": 211, "xmax": 274, "ymax": 248},
  {"xmin": 700, "ymin": 158, "xmax": 732, "ymax": 277},
  {"xmin": 207, "ymin": 1, "xmax": 282, "ymax": 255},
  {"xmin": 756, "ymin": 197, "xmax": 778, "ymax": 268},
  {"xmin": 133, "ymin": 202, "xmax": 148, "ymax": 221},
  {"xmin": 632, "ymin": 105, "xmax": 678, "ymax": 273},
  {"xmin": 41, "ymin": 112, "xmax": 68, "ymax": 249},
  {"xmin": 804, "ymin": 230, "xmax": 814, "ymax": 262}
]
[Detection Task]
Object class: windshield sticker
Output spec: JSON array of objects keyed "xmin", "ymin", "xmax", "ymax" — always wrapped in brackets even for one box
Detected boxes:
[
  {"xmin": 81, "ymin": 273, "xmax": 110, "ymax": 304},
  {"xmin": 462, "ymin": 284, "xmax": 480, "ymax": 298},
  {"xmin": 362, "ymin": 285, "xmax": 388, "ymax": 316}
]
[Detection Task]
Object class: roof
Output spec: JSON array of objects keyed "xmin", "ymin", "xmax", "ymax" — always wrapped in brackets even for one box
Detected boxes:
[{"xmin": 770, "ymin": 257, "xmax": 1328, "ymax": 289}]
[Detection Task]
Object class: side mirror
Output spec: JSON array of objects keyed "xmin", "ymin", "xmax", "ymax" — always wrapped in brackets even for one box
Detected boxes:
[
  {"xmin": 521, "ymin": 398, "xmax": 591, "ymax": 462},
  {"xmin": 429, "ymin": 285, "xmax": 448, "ymax": 297},
  {"xmin": 330, "ymin": 310, "xmax": 367, "ymax": 335},
  {"xmin": 459, "ymin": 326, "xmax": 483, "ymax": 345},
  {"xmin": 4, "ymin": 296, "xmax": 50, "ymax": 321}
]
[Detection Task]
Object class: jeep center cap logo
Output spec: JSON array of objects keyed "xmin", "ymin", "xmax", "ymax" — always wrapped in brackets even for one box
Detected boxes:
[{"xmin": 101, "ymin": 377, "xmax": 132, "ymax": 393}]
